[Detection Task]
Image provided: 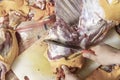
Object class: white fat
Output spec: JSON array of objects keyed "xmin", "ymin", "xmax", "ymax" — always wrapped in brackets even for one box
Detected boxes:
[
  {"xmin": 79, "ymin": 38, "xmax": 86, "ymax": 49},
  {"xmin": 57, "ymin": 26, "xmax": 72, "ymax": 42},
  {"xmin": 48, "ymin": 26, "xmax": 73, "ymax": 42},
  {"xmin": 0, "ymin": 17, "xmax": 4, "ymax": 23},
  {"xmin": 29, "ymin": 10, "xmax": 35, "ymax": 19},
  {"xmin": 0, "ymin": 28, "xmax": 5, "ymax": 45},
  {"xmin": 107, "ymin": 0, "xmax": 113, "ymax": 4},
  {"xmin": 20, "ymin": 32, "xmax": 29, "ymax": 41},
  {"xmin": 57, "ymin": 26, "xmax": 67, "ymax": 41},
  {"xmin": 35, "ymin": 0, "xmax": 46, "ymax": 9},
  {"xmin": 48, "ymin": 29, "xmax": 58, "ymax": 40},
  {"xmin": 79, "ymin": 0, "xmax": 105, "ymax": 35},
  {"xmin": 0, "ymin": 17, "xmax": 4, "ymax": 27},
  {"xmin": 49, "ymin": 43, "xmax": 71, "ymax": 58},
  {"xmin": 107, "ymin": 0, "xmax": 120, "ymax": 4}
]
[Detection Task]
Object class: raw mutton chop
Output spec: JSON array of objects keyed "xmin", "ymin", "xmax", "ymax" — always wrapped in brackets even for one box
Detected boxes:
[
  {"xmin": 45, "ymin": 0, "xmax": 120, "ymax": 79},
  {"xmin": 46, "ymin": 0, "xmax": 119, "ymax": 60}
]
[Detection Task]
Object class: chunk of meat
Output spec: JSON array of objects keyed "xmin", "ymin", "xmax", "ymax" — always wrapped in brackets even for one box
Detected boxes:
[{"xmin": 46, "ymin": 0, "xmax": 116, "ymax": 60}]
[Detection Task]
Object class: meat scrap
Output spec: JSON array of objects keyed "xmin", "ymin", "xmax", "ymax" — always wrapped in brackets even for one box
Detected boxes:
[
  {"xmin": 55, "ymin": 67, "xmax": 78, "ymax": 80},
  {"xmin": 24, "ymin": 76, "xmax": 30, "ymax": 80}
]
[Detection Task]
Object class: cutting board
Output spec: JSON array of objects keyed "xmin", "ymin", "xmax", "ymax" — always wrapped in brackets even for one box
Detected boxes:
[
  {"xmin": 103, "ymin": 28, "xmax": 120, "ymax": 49},
  {"xmin": 11, "ymin": 38, "xmax": 55, "ymax": 80}
]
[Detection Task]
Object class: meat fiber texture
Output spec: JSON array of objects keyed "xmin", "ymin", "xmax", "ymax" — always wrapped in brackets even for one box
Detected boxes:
[{"xmin": 46, "ymin": 0, "xmax": 117, "ymax": 60}]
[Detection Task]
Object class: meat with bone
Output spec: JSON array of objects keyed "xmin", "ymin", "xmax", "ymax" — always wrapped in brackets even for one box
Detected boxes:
[
  {"xmin": 46, "ymin": 0, "xmax": 116, "ymax": 60},
  {"xmin": 47, "ymin": 43, "xmax": 78, "ymax": 60},
  {"xmin": 46, "ymin": 18, "xmax": 114, "ymax": 60},
  {"xmin": 46, "ymin": 19, "xmax": 80, "ymax": 60}
]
